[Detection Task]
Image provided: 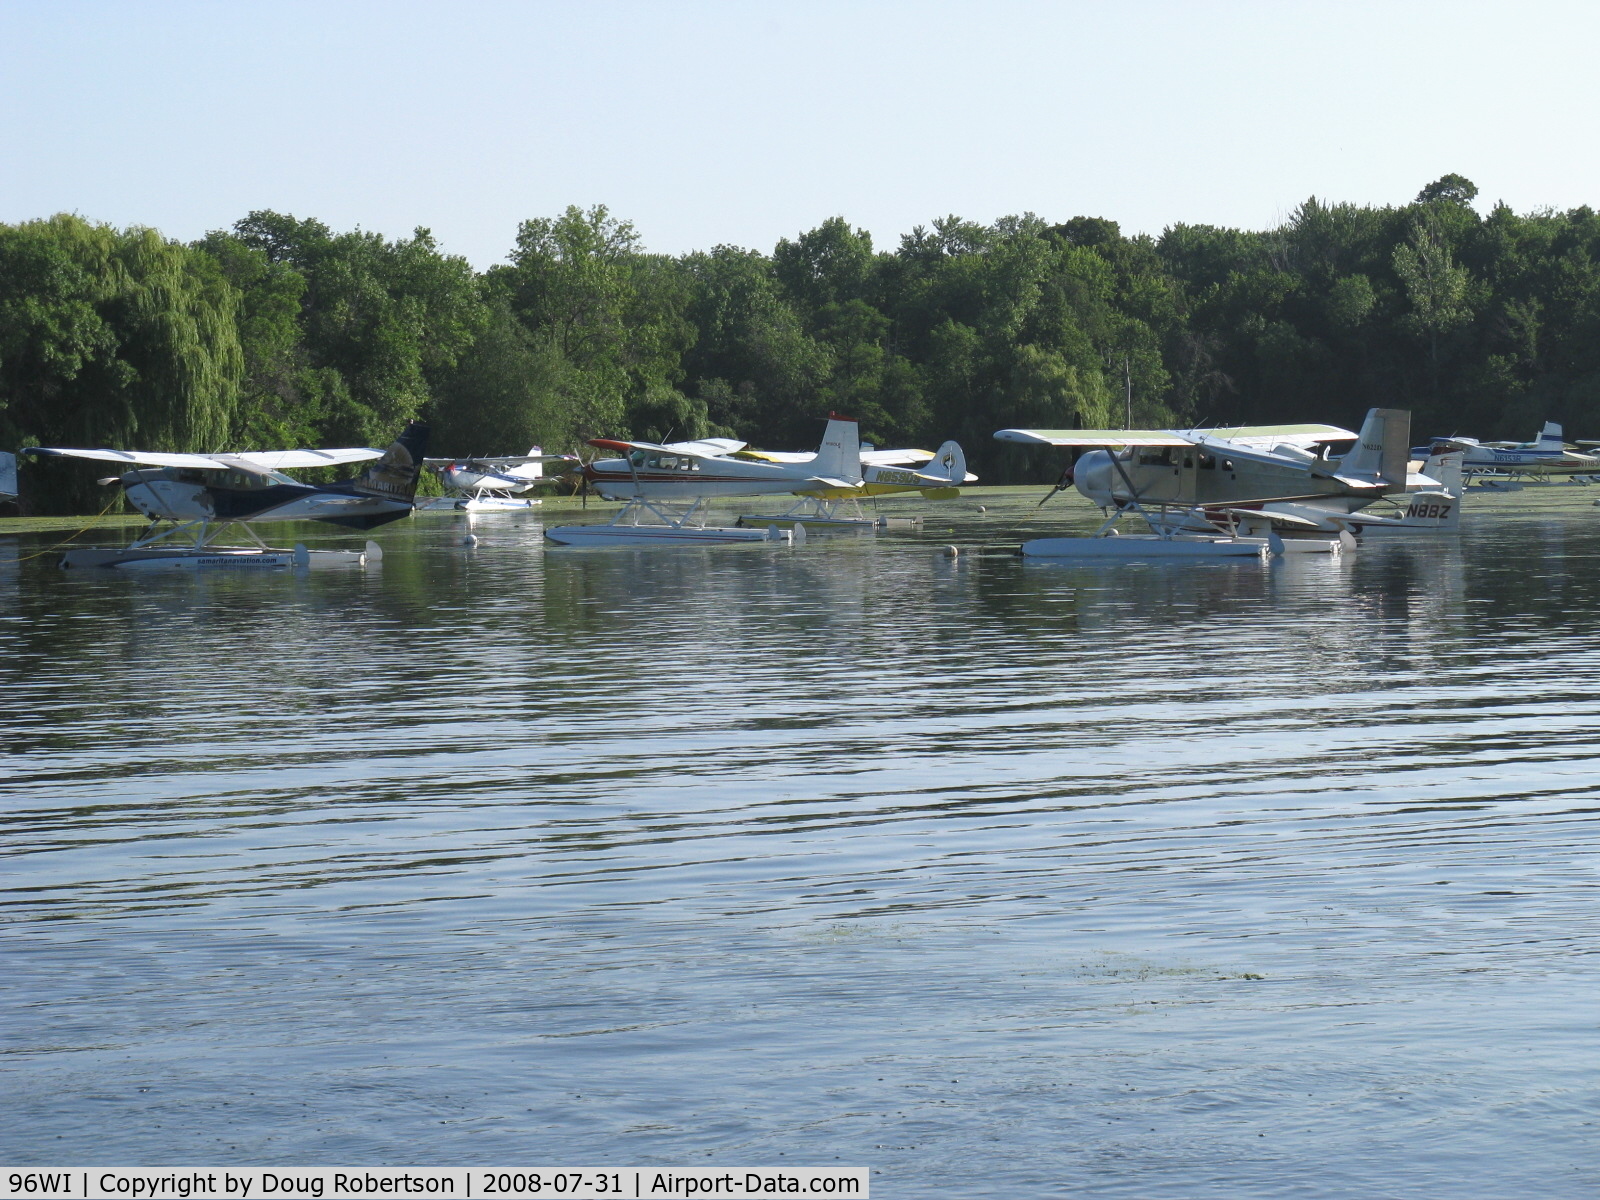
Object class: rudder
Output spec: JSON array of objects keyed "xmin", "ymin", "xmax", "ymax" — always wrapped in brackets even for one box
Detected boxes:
[
  {"xmin": 1340, "ymin": 408, "xmax": 1411, "ymax": 490},
  {"xmin": 928, "ymin": 440, "xmax": 966, "ymax": 484}
]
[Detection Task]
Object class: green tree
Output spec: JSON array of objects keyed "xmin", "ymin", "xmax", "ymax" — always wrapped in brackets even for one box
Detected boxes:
[{"xmin": 0, "ymin": 215, "xmax": 242, "ymax": 511}]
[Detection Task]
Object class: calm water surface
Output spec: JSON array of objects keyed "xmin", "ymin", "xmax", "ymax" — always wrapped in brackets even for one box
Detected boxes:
[{"xmin": 2, "ymin": 490, "xmax": 1598, "ymax": 1198}]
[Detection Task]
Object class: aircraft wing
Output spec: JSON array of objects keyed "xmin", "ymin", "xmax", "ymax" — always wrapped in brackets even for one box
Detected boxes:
[
  {"xmin": 423, "ymin": 453, "xmax": 577, "ymax": 467},
  {"xmin": 736, "ymin": 449, "xmax": 813, "ymax": 463},
  {"xmin": 664, "ymin": 437, "xmax": 747, "ymax": 456},
  {"xmin": 25, "ymin": 446, "xmax": 384, "ymax": 471},
  {"xmin": 995, "ymin": 423, "xmax": 1357, "ymax": 449},
  {"xmin": 738, "ymin": 448, "xmax": 936, "ymax": 465},
  {"xmin": 1199, "ymin": 423, "xmax": 1357, "ymax": 448},
  {"xmin": 587, "ymin": 437, "xmax": 753, "ymax": 461},
  {"xmin": 861, "ymin": 448, "xmax": 934, "ymax": 466},
  {"xmin": 231, "ymin": 449, "xmax": 384, "ymax": 469},
  {"xmin": 994, "ymin": 429, "xmax": 1191, "ymax": 447},
  {"xmin": 25, "ymin": 447, "xmax": 273, "ymax": 471}
]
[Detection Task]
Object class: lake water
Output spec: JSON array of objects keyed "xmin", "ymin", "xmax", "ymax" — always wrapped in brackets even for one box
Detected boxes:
[{"xmin": 3, "ymin": 488, "xmax": 1598, "ymax": 1198}]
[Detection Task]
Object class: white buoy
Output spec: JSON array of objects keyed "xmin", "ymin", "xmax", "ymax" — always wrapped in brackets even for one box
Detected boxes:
[
  {"xmin": 462, "ymin": 533, "xmax": 479, "ymax": 546},
  {"xmin": 977, "ymin": 505, "xmax": 987, "ymax": 513},
  {"xmin": 943, "ymin": 545, "xmax": 959, "ymax": 557}
]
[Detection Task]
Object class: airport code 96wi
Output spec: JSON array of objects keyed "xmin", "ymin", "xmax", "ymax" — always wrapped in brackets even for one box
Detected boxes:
[{"xmin": 1, "ymin": 1171, "xmax": 867, "ymax": 1200}]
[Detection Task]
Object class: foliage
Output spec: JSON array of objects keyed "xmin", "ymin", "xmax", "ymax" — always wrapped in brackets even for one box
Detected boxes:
[{"xmin": 18, "ymin": 174, "xmax": 1600, "ymax": 511}]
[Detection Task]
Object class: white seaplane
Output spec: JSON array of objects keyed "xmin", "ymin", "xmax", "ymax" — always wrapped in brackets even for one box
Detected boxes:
[
  {"xmin": 996, "ymin": 408, "xmax": 1452, "ymax": 559},
  {"xmin": 548, "ymin": 417, "xmax": 877, "ymax": 545},
  {"xmin": 1424, "ymin": 422, "xmax": 1599, "ymax": 488},
  {"xmin": 420, "ymin": 447, "xmax": 578, "ymax": 511},
  {"xmin": 733, "ymin": 441, "xmax": 976, "ymax": 528},
  {"xmin": 22, "ymin": 423, "xmax": 428, "ymax": 570}
]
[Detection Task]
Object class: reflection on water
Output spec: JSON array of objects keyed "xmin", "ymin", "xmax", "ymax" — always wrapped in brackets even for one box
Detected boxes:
[{"xmin": 2, "ymin": 494, "xmax": 1599, "ymax": 1198}]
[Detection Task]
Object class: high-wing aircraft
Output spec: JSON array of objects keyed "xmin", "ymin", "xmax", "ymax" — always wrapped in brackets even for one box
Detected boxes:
[
  {"xmin": 995, "ymin": 408, "xmax": 1448, "ymax": 557},
  {"xmin": 1427, "ymin": 421, "xmax": 1599, "ymax": 481},
  {"xmin": 22, "ymin": 423, "xmax": 429, "ymax": 569},
  {"xmin": 422, "ymin": 447, "xmax": 579, "ymax": 510},
  {"xmin": 548, "ymin": 418, "xmax": 867, "ymax": 545}
]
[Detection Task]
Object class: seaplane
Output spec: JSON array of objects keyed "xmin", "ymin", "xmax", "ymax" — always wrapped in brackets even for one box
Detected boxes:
[
  {"xmin": 995, "ymin": 408, "xmax": 1452, "ymax": 559},
  {"xmin": 22, "ymin": 423, "xmax": 428, "ymax": 570},
  {"xmin": 420, "ymin": 447, "xmax": 579, "ymax": 511},
  {"xmin": 547, "ymin": 417, "xmax": 873, "ymax": 546},
  {"xmin": 0, "ymin": 451, "xmax": 16, "ymax": 508},
  {"xmin": 732, "ymin": 441, "xmax": 976, "ymax": 528},
  {"xmin": 1423, "ymin": 422, "xmax": 1600, "ymax": 487}
]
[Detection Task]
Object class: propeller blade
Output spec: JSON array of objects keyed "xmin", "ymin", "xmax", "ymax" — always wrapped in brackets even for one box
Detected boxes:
[{"xmin": 1037, "ymin": 462, "xmax": 1076, "ymax": 507}]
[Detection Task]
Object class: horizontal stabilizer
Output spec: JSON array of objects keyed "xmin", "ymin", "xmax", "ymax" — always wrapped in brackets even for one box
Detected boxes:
[{"xmin": 1209, "ymin": 506, "xmax": 1329, "ymax": 529}]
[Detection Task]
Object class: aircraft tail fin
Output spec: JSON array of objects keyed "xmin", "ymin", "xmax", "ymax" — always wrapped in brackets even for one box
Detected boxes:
[
  {"xmin": 0, "ymin": 451, "xmax": 16, "ymax": 501},
  {"xmin": 1537, "ymin": 421, "xmax": 1565, "ymax": 448},
  {"xmin": 507, "ymin": 446, "xmax": 545, "ymax": 482},
  {"xmin": 1422, "ymin": 449, "xmax": 1464, "ymax": 500},
  {"xmin": 815, "ymin": 415, "xmax": 863, "ymax": 485},
  {"xmin": 1337, "ymin": 408, "xmax": 1411, "ymax": 490},
  {"xmin": 352, "ymin": 422, "xmax": 430, "ymax": 502},
  {"xmin": 925, "ymin": 440, "xmax": 967, "ymax": 485}
]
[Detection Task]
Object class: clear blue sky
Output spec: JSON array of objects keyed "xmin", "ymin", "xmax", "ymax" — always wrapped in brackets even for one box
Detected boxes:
[{"xmin": 2, "ymin": 0, "xmax": 1595, "ymax": 267}]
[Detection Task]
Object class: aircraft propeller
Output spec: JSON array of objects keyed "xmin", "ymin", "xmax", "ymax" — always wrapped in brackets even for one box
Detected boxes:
[{"xmin": 1037, "ymin": 458, "xmax": 1076, "ymax": 507}]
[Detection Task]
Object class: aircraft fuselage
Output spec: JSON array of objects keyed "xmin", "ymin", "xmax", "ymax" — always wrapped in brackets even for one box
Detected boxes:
[
  {"xmin": 121, "ymin": 468, "xmax": 415, "ymax": 530},
  {"xmin": 1074, "ymin": 446, "xmax": 1373, "ymax": 511},
  {"xmin": 584, "ymin": 452, "xmax": 816, "ymax": 500},
  {"xmin": 442, "ymin": 465, "xmax": 539, "ymax": 494}
]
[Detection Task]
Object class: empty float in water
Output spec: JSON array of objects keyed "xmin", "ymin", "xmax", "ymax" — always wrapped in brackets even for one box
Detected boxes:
[
  {"xmin": 61, "ymin": 540, "xmax": 384, "ymax": 571},
  {"xmin": 1023, "ymin": 533, "xmax": 1270, "ymax": 559},
  {"xmin": 545, "ymin": 497, "xmax": 806, "ymax": 547}
]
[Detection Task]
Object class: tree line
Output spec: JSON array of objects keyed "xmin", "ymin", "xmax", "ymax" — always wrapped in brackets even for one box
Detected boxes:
[{"xmin": 5, "ymin": 173, "xmax": 1599, "ymax": 510}]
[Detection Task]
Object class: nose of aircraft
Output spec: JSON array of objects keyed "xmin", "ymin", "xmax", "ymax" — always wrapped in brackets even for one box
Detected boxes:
[{"xmin": 1072, "ymin": 449, "xmax": 1115, "ymax": 504}]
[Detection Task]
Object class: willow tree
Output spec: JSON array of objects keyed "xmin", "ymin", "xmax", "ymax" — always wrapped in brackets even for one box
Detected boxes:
[{"xmin": 0, "ymin": 215, "xmax": 242, "ymax": 511}]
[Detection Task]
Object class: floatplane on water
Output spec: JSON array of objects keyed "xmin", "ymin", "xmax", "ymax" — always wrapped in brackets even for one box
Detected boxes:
[
  {"xmin": 1423, "ymin": 422, "xmax": 1599, "ymax": 489},
  {"xmin": 23, "ymin": 424, "xmax": 428, "ymax": 570},
  {"xmin": 419, "ymin": 448, "xmax": 578, "ymax": 511},
  {"xmin": 546, "ymin": 419, "xmax": 866, "ymax": 545},
  {"xmin": 996, "ymin": 408, "xmax": 1457, "ymax": 559}
]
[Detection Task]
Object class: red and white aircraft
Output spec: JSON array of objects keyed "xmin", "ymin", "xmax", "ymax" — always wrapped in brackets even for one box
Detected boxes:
[
  {"xmin": 549, "ymin": 418, "xmax": 867, "ymax": 545},
  {"xmin": 552, "ymin": 416, "xmax": 973, "ymax": 545}
]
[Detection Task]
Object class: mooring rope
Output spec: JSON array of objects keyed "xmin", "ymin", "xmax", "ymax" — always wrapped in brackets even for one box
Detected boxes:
[{"xmin": 13, "ymin": 493, "xmax": 129, "ymax": 563}]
